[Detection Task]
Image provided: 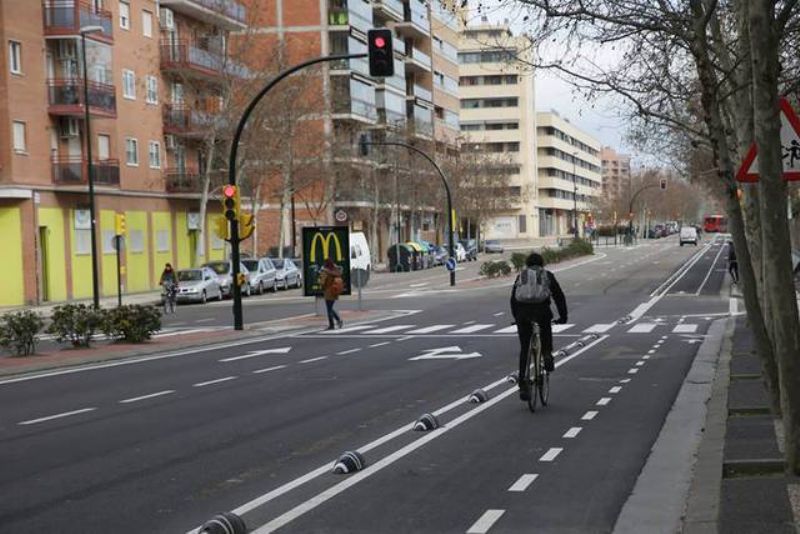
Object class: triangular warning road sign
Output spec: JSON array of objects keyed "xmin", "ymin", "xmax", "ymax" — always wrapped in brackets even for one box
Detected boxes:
[{"xmin": 737, "ymin": 98, "xmax": 800, "ymax": 182}]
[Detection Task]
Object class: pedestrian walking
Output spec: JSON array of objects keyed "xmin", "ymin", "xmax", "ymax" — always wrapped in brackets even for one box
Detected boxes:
[
  {"xmin": 319, "ymin": 258, "xmax": 344, "ymax": 330},
  {"xmin": 728, "ymin": 240, "xmax": 739, "ymax": 284}
]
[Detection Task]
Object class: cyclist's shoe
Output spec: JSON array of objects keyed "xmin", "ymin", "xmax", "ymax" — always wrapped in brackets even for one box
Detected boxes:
[
  {"xmin": 544, "ymin": 354, "xmax": 555, "ymax": 373},
  {"xmin": 518, "ymin": 379, "xmax": 531, "ymax": 401}
]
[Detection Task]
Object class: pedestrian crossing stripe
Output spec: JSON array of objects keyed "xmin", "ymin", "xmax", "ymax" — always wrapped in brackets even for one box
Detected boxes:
[
  {"xmin": 672, "ymin": 324, "xmax": 698, "ymax": 333},
  {"xmin": 314, "ymin": 322, "xmax": 699, "ymax": 336},
  {"xmin": 406, "ymin": 325, "xmax": 456, "ymax": 334},
  {"xmin": 628, "ymin": 323, "xmax": 657, "ymax": 333},
  {"xmin": 450, "ymin": 324, "xmax": 494, "ymax": 334}
]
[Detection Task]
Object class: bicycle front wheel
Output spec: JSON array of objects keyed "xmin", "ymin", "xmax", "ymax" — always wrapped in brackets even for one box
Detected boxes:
[{"xmin": 538, "ymin": 370, "xmax": 549, "ymax": 406}]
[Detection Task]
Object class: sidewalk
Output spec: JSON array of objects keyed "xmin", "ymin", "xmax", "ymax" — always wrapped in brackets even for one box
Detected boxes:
[{"xmin": 0, "ymin": 290, "xmax": 162, "ymax": 317}]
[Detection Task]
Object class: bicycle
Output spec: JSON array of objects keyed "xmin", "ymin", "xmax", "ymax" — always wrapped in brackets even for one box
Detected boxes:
[
  {"xmin": 162, "ymin": 282, "xmax": 178, "ymax": 314},
  {"xmin": 521, "ymin": 320, "xmax": 549, "ymax": 412}
]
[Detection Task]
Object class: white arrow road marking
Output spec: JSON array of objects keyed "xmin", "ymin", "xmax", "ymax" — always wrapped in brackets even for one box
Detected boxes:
[
  {"xmin": 219, "ymin": 347, "xmax": 292, "ymax": 362},
  {"xmin": 409, "ymin": 346, "xmax": 482, "ymax": 361}
]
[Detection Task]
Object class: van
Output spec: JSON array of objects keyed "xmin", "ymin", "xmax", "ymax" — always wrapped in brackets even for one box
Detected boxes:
[
  {"xmin": 679, "ymin": 226, "xmax": 698, "ymax": 246},
  {"xmin": 349, "ymin": 232, "xmax": 371, "ymax": 271}
]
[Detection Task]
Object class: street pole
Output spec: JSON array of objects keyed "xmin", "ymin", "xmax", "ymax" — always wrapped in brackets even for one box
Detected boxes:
[
  {"xmin": 81, "ymin": 27, "xmax": 103, "ymax": 308},
  {"xmin": 115, "ymin": 235, "xmax": 122, "ymax": 307},
  {"xmin": 228, "ymin": 53, "xmax": 367, "ymax": 330},
  {"xmin": 572, "ymin": 151, "xmax": 579, "ymax": 240}
]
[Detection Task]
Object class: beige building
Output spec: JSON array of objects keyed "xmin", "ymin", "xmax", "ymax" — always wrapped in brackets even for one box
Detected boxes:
[
  {"xmin": 458, "ymin": 22, "xmax": 538, "ymax": 239},
  {"xmin": 600, "ymin": 145, "xmax": 631, "ymax": 201},
  {"xmin": 536, "ymin": 111, "xmax": 602, "ymax": 236}
]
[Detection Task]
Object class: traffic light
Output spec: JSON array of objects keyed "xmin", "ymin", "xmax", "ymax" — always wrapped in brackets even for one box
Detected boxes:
[
  {"xmin": 239, "ymin": 213, "xmax": 255, "ymax": 240},
  {"xmin": 659, "ymin": 178, "xmax": 667, "ymax": 191},
  {"xmin": 367, "ymin": 29, "xmax": 394, "ymax": 77},
  {"xmin": 358, "ymin": 134, "xmax": 369, "ymax": 157},
  {"xmin": 114, "ymin": 213, "xmax": 126, "ymax": 236},
  {"xmin": 222, "ymin": 184, "xmax": 239, "ymax": 221},
  {"xmin": 213, "ymin": 216, "xmax": 229, "ymax": 241}
]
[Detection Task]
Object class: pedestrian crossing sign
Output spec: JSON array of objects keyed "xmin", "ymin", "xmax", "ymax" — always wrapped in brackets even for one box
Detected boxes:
[{"xmin": 737, "ymin": 97, "xmax": 800, "ymax": 182}]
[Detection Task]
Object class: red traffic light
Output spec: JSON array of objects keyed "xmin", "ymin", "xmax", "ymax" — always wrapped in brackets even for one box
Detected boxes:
[
  {"xmin": 374, "ymin": 36, "xmax": 386, "ymax": 48},
  {"xmin": 223, "ymin": 184, "xmax": 237, "ymax": 198}
]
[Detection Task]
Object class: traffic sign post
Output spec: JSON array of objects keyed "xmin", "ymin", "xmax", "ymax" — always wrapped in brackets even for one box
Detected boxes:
[
  {"xmin": 737, "ymin": 97, "xmax": 800, "ymax": 182},
  {"xmin": 445, "ymin": 257, "xmax": 457, "ymax": 272}
]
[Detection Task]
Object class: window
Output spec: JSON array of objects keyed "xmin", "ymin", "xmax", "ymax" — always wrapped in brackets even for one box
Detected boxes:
[
  {"xmin": 8, "ymin": 41, "xmax": 21, "ymax": 74},
  {"xmin": 97, "ymin": 134, "xmax": 110, "ymax": 160},
  {"xmin": 74, "ymin": 229, "xmax": 92, "ymax": 254},
  {"xmin": 119, "ymin": 1, "xmax": 130, "ymax": 29},
  {"xmin": 156, "ymin": 230, "xmax": 170, "ymax": 252},
  {"xmin": 125, "ymin": 137, "xmax": 138, "ymax": 166},
  {"xmin": 129, "ymin": 229, "xmax": 144, "ymax": 253},
  {"xmin": 145, "ymin": 75, "xmax": 157, "ymax": 104},
  {"xmin": 122, "ymin": 69, "xmax": 135, "ymax": 99},
  {"xmin": 142, "ymin": 10, "xmax": 153, "ymax": 37},
  {"xmin": 148, "ymin": 141, "xmax": 161, "ymax": 168},
  {"xmin": 518, "ymin": 215, "xmax": 527, "ymax": 234},
  {"xmin": 12, "ymin": 121, "xmax": 26, "ymax": 153}
]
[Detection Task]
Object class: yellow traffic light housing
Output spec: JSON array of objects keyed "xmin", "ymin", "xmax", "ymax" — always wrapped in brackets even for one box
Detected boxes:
[
  {"xmin": 213, "ymin": 216, "xmax": 229, "ymax": 241},
  {"xmin": 236, "ymin": 272, "xmax": 247, "ymax": 287},
  {"xmin": 114, "ymin": 213, "xmax": 127, "ymax": 236},
  {"xmin": 239, "ymin": 213, "xmax": 255, "ymax": 240}
]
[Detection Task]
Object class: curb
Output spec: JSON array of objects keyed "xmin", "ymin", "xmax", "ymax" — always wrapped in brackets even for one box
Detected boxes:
[{"xmin": 613, "ymin": 317, "xmax": 731, "ymax": 534}]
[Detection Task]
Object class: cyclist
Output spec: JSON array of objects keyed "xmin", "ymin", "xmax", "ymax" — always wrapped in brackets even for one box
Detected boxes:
[
  {"xmin": 159, "ymin": 263, "xmax": 178, "ymax": 308},
  {"xmin": 511, "ymin": 252, "xmax": 568, "ymax": 399}
]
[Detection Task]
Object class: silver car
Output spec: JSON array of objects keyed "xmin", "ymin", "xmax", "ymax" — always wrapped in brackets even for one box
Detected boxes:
[
  {"xmin": 203, "ymin": 260, "xmax": 253, "ymax": 297},
  {"xmin": 243, "ymin": 258, "xmax": 278, "ymax": 294},
  {"xmin": 175, "ymin": 268, "xmax": 223, "ymax": 304},
  {"xmin": 271, "ymin": 257, "xmax": 302, "ymax": 289}
]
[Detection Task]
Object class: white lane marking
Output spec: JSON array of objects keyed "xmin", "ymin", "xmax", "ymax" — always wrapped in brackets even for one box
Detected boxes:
[
  {"xmin": 673, "ymin": 324, "xmax": 698, "ymax": 333},
  {"xmin": 642, "ymin": 355, "xmax": 651, "ymax": 360},
  {"xmin": 396, "ymin": 335, "xmax": 413, "ymax": 341},
  {"xmin": 661, "ymin": 335, "xmax": 669, "ymax": 340},
  {"xmin": 540, "ymin": 448, "xmax": 563, "ymax": 462},
  {"xmin": 253, "ymin": 365, "xmax": 287, "ymax": 374},
  {"xmin": 369, "ymin": 342, "xmax": 390, "ymax": 348},
  {"xmin": 219, "ymin": 347, "xmax": 292, "ymax": 362},
  {"xmin": 155, "ymin": 328, "xmax": 209, "ymax": 338},
  {"xmin": 194, "ymin": 335, "xmax": 610, "ymax": 534},
  {"xmin": 583, "ymin": 323, "xmax": 616, "ymax": 334},
  {"xmin": 628, "ymin": 323, "xmax": 657, "ymax": 333},
  {"xmin": 508, "ymin": 474, "xmax": 538, "ymax": 492},
  {"xmin": 647, "ymin": 349, "xmax": 656, "ymax": 354},
  {"xmin": 628, "ymin": 368, "xmax": 639, "ymax": 374},
  {"xmin": 336, "ymin": 348, "xmax": 362, "ymax": 355},
  {"xmin": 193, "ymin": 376, "xmax": 237, "ymax": 387},
  {"xmin": 597, "ymin": 397, "xmax": 612, "ymax": 406},
  {"xmin": 195, "ymin": 318, "xmax": 215, "ymax": 323},
  {"xmin": 635, "ymin": 361, "xmax": 646, "ymax": 367},
  {"xmin": 300, "ymin": 356, "xmax": 328, "ymax": 364},
  {"xmin": 493, "ymin": 312, "xmax": 505, "ymax": 317},
  {"xmin": 696, "ymin": 241, "xmax": 727, "ymax": 295},
  {"xmin": 406, "ymin": 324, "xmax": 455, "ymax": 334},
  {"xmin": 409, "ymin": 282, "xmax": 429, "ymax": 288},
  {"xmin": 493, "ymin": 325, "xmax": 518, "ymax": 334},
  {"xmin": 19, "ymin": 407, "xmax": 96, "ymax": 426},
  {"xmin": 463, "ymin": 320, "xmax": 477, "ymax": 325},
  {"xmin": 119, "ymin": 390, "xmax": 175, "ymax": 404},
  {"xmin": 451, "ymin": 324, "xmax": 494, "ymax": 334},
  {"xmin": 609, "ymin": 386, "xmax": 622, "ymax": 394},
  {"xmin": 362, "ymin": 325, "xmax": 415, "ymax": 334},
  {"xmin": 552, "ymin": 323, "xmax": 575, "ymax": 333},
  {"xmin": 620, "ymin": 378, "xmax": 632, "ymax": 383},
  {"xmin": 466, "ymin": 510, "xmax": 506, "ymax": 534},
  {"xmin": 582, "ymin": 411, "xmax": 598, "ymax": 420},
  {"xmin": 563, "ymin": 427, "xmax": 582, "ymax": 438},
  {"xmin": 320, "ymin": 325, "xmax": 376, "ymax": 334},
  {"xmin": 729, "ymin": 297, "xmax": 739, "ymax": 315}
]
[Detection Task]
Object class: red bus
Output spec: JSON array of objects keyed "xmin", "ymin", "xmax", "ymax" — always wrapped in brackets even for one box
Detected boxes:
[{"xmin": 703, "ymin": 215, "xmax": 727, "ymax": 233}]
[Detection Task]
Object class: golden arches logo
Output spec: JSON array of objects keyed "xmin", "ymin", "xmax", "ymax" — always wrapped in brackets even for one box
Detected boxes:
[{"xmin": 309, "ymin": 232, "xmax": 343, "ymax": 263}]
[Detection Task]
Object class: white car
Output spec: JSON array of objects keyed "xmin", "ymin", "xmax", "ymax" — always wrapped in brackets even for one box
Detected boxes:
[
  {"xmin": 174, "ymin": 268, "xmax": 223, "ymax": 303},
  {"xmin": 679, "ymin": 226, "xmax": 698, "ymax": 246},
  {"xmin": 242, "ymin": 258, "xmax": 278, "ymax": 294},
  {"xmin": 455, "ymin": 242, "xmax": 467, "ymax": 262},
  {"xmin": 203, "ymin": 260, "xmax": 253, "ymax": 297}
]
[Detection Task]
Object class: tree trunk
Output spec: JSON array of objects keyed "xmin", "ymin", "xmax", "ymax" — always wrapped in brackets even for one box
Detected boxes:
[
  {"xmin": 748, "ymin": 0, "xmax": 800, "ymax": 473},
  {"xmin": 277, "ymin": 167, "xmax": 292, "ymax": 259},
  {"xmin": 197, "ymin": 141, "xmax": 217, "ymax": 263}
]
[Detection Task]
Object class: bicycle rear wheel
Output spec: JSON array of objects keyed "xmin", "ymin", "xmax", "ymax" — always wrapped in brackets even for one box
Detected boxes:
[
  {"xmin": 538, "ymin": 369, "xmax": 549, "ymax": 406},
  {"xmin": 527, "ymin": 336, "xmax": 540, "ymax": 412}
]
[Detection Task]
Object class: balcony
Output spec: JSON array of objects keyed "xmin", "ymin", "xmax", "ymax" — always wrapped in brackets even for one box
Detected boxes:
[
  {"xmin": 165, "ymin": 168, "xmax": 202, "ymax": 193},
  {"xmin": 52, "ymin": 157, "xmax": 120, "ymax": 186},
  {"xmin": 406, "ymin": 83, "xmax": 433, "ymax": 103},
  {"xmin": 47, "ymin": 78, "xmax": 117, "ymax": 118},
  {"xmin": 394, "ymin": 1, "xmax": 430, "ymax": 39},
  {"xmin": 161, "ymin": 41, "xmax": 223, "ymax": 80},
  {"xmin": 163, "ymin": 105, "xmax": 219, "ymax": 137},
  {"xmin": 159, "ymin": 0, "xmax": 246, "ymax": 31},
  {"xmin": 405, "ymin": 48, "xmax": 432, "ymax": 72},
  {"xmin": 373, "ymin": 0, "xmax": 404, "ymax": 21},
  {"xmin": 408, "ymin": 102, "xmax": 433, "ymax": 139},
  {"xmin": 42, "ymin": 1, "xmax": 113, "ymax": 43}
]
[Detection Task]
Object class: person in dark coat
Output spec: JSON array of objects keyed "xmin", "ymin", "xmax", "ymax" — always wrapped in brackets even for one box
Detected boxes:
[
  {"xmin": 728, "ymin": 240, "xmax": 739, "ymax": 284},
  {"xmin": 319, "ymin": 258, "xmax": 344, "ymax": 330}
]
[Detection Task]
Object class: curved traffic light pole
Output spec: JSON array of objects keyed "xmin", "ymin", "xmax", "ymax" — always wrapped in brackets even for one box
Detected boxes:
[
  {"xmin": 361, "ymin": 140, "xmax": 457, "ymax": 287},
  {"xmin": 228, "ymin": 53, "xmax": 367, "ymax": 330}
]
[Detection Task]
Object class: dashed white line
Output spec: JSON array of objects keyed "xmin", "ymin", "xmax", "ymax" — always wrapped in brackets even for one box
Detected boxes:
[
  {"xmin": 540, "ymin": 447, "xmax": 563, "ymax": 462},
  {"xmin": 597, "ymin": 397, "xmax": 612, "ymax": 406},
  {"xmin": 642, "ymin": 355, "xmax": 651, "ymax": 360},
  {"xmin": 635, "ymin": 361, "xmax": 646, "ymax": 367},
  {"xmin": 508, "ymin": 474, "xmax": 538, "ymax": 492},
  {"xmin": 119, "ymin": 390, "xmax": 175, "ymax": 404},
  {"xmin": 620, "ymin": 378, "xmax": 632, "ymax": 383},
  {"xmin": 336, "ymin": 348, "xmax": 362, "ymax": 355},
  {"xmin": 609, "ymin": 386, "xmax": 622, "ymax": 394},
  {"xmin": 582, "ymin": 410, "xmax": 599, "ymax": 420},
  {"xmin": 493, "ymin": 312, "xmax": 505, "ymax": 317},
  {"xmin": 467, "ymin": 510, "xmax": 506, "ymax": 534},
  {"xmin": 563, "ymin": 427, "xmax": 582, "ymax": 438},
  {"xmin": 300, "ymin": 356, "xmax": 328, "ymax": 364},
  {"xmin": 193, "ymin": 376, "xmax": 237, "ymax": 387},
  {"xmin": 253, "ymin": 365, "xmax": 287, "ymax": 374},
  {"xmin": 19, "ymin": 407, "xmax": 96, "ymax": 426},
  {"xmin": 369, "ymin": 342, "xmax": 390, "ymax": 348},
  {"xmin": 647, "ymin": 349, "xmax": 657, "ymax": 354},
  {"xmin": 628, "ymin": 368, "xmax": 639, "ymax": 374}
]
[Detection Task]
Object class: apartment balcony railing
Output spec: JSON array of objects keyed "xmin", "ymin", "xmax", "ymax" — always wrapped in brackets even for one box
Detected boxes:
[
  {"xmin": 52, "ymin": 157, "xmax": 120, "ymax": 186},
  {"xmin": 407, "ymin": 83, "xmax": 433, "ymax": 102},
  {"xmin": 165, "ymin": 168, "xmax": 203, "ymax": 193},
  {"xmin": 373, "ymin": 0, "xmax": 404, "ymax": 21},
  {"xmin": 405, "ymin": 48, "xmax": 432, "ymax": 72},
  {"xmin": 159, "ymin": 0, "xmax": 246, "ymax": 30},
  {"xmin": 333, "ymin": 97, "xmax": 378, "ymax": 123},
  {"xmin": 161, "ymin": 41, "xmax": 224, "ymax": 79},
  {"xmin": 47, "ymin": 78, "xmax": 117, "ymax": 118},
  {"xmin": 395, "ymin": 1, "xmax": 430, "ymax": 38},
  {"xmin": 163, "ymin": 105, "xmax": 218, "ymax": 137},
  {"xmin": 42, "ymin": 1, "xmax": 113, "ymax": 42}
]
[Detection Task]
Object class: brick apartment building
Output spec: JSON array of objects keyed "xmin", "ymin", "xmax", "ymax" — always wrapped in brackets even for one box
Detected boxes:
[{"xmin": 600, "ymin": 145, "xmax": 631, "ymax": 202}]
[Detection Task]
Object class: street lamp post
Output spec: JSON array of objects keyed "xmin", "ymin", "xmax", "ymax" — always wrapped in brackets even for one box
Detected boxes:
[
  {"xmin": 80, "ymin": 25, "xmax": 104, "ymax": 308},
  {"xmin": 572, "ymin": 151, "xmax": 579, "ymax": 240}
]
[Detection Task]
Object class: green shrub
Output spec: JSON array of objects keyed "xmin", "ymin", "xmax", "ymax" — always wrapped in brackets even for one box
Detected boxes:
[
  {"xmin": 480, "ymin": 261, "xmax": 497, "ymax": 278},
  {"xmin": 510, "ymin": 252, "xmax": 527, "ymax": 272},
  {"xmin": 566, "ymin": 238, "xmax": 594, "ymax": 256},
  {"xmin": 47, "ymin": 304, "xmax": 103, "ymax": 348},
  {"xmin": 102, "ymin": 305, "xmax": 162, "ymax": 343},
  {"xmin": 0, "ymin": 310, "xmax": 44, "ymax": 356},
  {"xmin": 497, "ymin": 261, "xmax": 512, "ymax": 276},
  {"xmin": 481, "ymin": 260, "xmax": 512, "ymax": 278}
]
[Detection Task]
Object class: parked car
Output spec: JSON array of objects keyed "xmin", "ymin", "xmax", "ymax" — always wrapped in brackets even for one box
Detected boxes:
[
  {"xmin": 242, "ymin": 257, "xmax": 278, "ymax": 294},
  {"xmin": 679, "ymin": 226, "xmax": 699, "ymax": 246},
  {"xmin": 350, "ymin": 232, "xmax": 372, "ymax": 272},
  {"xmin": 648, "ymin": 224, "xmax": 667, "ymax": 239},
  {"xmin": 271, "ymin": 257, "xmax": 302, "ymax": 289},
  {"xmin": 203, "ymin": 260, "xmax": 252, "ymax": 297},
  {"xmin": 172, "ymin": 268, "xmax": 223, "ymax": 304},
  {"xmin": 484, "ymin": 239, "xmax": 504, "ymax": 254},
  {"xmin": 454, "ymin": 242, "xmax": 467, "ymax": 262},
  {"xmin": 432, "ymin": 245, "xmax": 448, "ymax": 266},
  {"xmin": 460, "ymin": 239, "xmax": 478, "ymax": 261}
]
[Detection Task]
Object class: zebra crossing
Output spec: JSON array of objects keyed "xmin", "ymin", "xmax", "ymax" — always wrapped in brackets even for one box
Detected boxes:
[{"xmin": 313, "ymin": 321, "xmax": 702, "ymax": 337}]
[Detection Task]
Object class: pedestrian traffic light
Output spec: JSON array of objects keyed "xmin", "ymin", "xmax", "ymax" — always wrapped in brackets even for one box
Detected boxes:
[
  {"xmin": 222, "ymin": 184, "xmax": 239, "ymax": 221},
  {"xmin": 659, "ymin": 178, "xmax": 667, "ymax": 191},
  {"xmin": 114, "ymin": 213, "xmax": 126, "ymax": 236},
  {"xmin": 367, "ymin": 29, "xmax": 394, "ymax": 77}
]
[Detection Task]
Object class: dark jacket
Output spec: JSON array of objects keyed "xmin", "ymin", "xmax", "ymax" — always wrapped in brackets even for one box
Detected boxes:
[
  {"xmin": 319, "ymin": 265, "xmax": 343, "ymax": 301},
  {"xmin": 510, "ymin": 268, "xmax": 567, "ymax": 321},
  {"xmin": 728, "ymin": 243, "xmax": 737, "ymax": 263}
]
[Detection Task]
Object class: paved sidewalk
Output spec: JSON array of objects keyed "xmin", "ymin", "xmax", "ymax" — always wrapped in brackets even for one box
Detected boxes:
[{"xmin": 0, "ymin": 290, "xmax": 162, "ymax": 317}]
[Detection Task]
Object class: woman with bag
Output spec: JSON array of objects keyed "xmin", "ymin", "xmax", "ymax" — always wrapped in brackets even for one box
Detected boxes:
[{"xmin": 319, "ymin": 258, "xmax": 344, "ymax": 330}]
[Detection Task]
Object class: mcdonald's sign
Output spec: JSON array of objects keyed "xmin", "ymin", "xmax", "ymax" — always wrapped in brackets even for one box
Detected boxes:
[{"xmin": 302, "ymin": 226, "xmax": 351, "ymax": 297}]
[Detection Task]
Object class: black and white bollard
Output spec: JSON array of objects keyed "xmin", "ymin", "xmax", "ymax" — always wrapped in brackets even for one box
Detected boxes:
[
  {"xmin": 199, "ymin": 512, "xmax": 247, "ymax": 534},
  {"xmin": 413, "ymin": 412, "xmax": 440, "ymax": 431},
  {"xmin": 468, "ymin": 389, "xmax": 488, "ymax": 404},
  {"xmin": 333, "ymin": 451, "xmax": 366, "ymax": 474}
]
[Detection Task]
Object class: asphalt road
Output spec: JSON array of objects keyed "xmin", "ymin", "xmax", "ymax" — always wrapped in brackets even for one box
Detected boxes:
[{"xmin": 0, "ymin": 234, "xmax": 732, "ymax": 533}]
